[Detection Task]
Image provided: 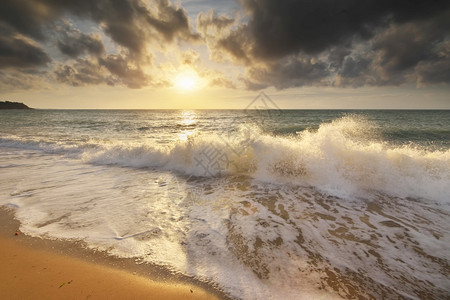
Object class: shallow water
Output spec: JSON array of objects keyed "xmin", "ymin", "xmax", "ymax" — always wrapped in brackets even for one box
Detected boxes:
[{"xmin": 1, "ymin": 109, "xmax": 449, "ymax": 299}]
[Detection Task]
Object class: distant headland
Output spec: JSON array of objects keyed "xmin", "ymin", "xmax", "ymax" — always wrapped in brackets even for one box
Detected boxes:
[{"xmin": 0, "ymin": 101, "xmax": 33, "ymax": 109}]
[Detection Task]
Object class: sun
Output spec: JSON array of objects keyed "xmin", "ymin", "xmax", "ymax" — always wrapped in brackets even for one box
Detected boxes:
[{"xmin": 173, "ymin": 69, "xmax": 201, "ymax": 91}]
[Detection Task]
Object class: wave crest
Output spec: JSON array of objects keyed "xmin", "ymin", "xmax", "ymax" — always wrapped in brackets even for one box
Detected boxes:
[{"xmin": 2, "ymin": 117, "xmax": 449, "ymax": 202}]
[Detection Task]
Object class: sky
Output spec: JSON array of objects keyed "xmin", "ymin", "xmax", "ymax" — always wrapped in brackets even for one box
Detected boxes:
[{"xmin": 0, "ymin": 0, "xmax": 449, "ymax": 109}]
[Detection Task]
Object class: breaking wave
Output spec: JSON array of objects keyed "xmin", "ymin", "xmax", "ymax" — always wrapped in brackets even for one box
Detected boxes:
[{"xmin": 1, "ymin": 116, "xmax": 449, "ymax": 203}]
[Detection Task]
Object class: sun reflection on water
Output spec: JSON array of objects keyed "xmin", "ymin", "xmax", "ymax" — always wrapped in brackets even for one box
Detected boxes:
[{"xmin": 177, "ymin": 110, "xmax": 197, "ymax": 141}]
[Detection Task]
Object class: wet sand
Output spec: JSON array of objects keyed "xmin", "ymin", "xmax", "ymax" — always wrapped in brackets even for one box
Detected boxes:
[{"xmin": 0, "ymin": 208, "xmax": 224, "ymax": 300}]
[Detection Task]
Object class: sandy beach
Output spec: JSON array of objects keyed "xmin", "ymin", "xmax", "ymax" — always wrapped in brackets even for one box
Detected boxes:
[{"xmin": 0, "ymin": 208, "xmax": 222, "ymax": 300}]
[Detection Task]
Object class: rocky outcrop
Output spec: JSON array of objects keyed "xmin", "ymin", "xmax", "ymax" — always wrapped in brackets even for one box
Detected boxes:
[{"xmin": 0, "ymin": 101, "xmax": 32, "ymax": 109}]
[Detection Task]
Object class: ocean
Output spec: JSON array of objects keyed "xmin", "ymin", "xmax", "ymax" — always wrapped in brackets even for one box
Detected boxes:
[{"xmin": 0, "ymin": 109, "xmax": 449, "ymax": 299}]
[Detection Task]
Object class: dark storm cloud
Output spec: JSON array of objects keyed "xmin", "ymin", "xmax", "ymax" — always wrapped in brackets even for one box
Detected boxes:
[
  {"xmin": 0, "ymin": 0, "xmax": 55, "ymax": 40},
  {"xmin": 333, "ymin": 54, "xmax": 375, "ymax": 87},
  {"xmin": 238, "ymin": 0, "xmax": 450, "ymax": 59},
  {"xmin": 372, "ymin": 21, "xmax": 446, "ymax": 72},
  {"xmin": 334, "ymin": 13, "xmax": 450, "ymax": 87},
  {"xmin": 0, "ymin": 25, "xmax": 51, "ymax": 68},
  {"xmin": 340, "ymin": 56, "xmax": 371, "ymax": 79},
  {"xmin": 245, "ymin": 57, "xmax": 330, "ymax": 90},
  {"xmin": 204, "ymin": 0, "xmax": 450, "ymax": 89},
  {"xmin": 415, "ymin": 59, "xmax": 450, "ymax": 86}
]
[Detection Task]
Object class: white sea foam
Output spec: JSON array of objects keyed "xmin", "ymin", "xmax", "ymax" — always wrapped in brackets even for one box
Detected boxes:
[
  {"xmin": 2, "ymin": 117, "xmax": 447, "ymax": 203},
  {"xmin": 0, "ymin": 149, "xmax": 352, "ymax": 299}
]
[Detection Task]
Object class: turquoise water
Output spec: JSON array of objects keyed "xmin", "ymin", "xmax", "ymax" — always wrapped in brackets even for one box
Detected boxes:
[{"xmin": 1, "ymin": 109, "xmax": 449, "ymax": 299}]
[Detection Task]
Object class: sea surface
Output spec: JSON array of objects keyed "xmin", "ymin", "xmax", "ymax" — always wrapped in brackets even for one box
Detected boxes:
[{"xmin": 0, "ymin": 108, "xmax": 449, "ymax": 299}]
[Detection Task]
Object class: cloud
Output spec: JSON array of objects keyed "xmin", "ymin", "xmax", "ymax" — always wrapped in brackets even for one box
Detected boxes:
[
  {"xmin": 0, "ymin": 0, "xmax": 198, "ymax": 50},
  {"xmin": 1, "ymin": 0, "xmax": 449, "ymax": 91},
  {"xmin": 56, "ymin": 21, "xmax": 105, "ymax": 58},
  {"xmin": 0, "ymin": 69, "xmax": 50, "ymax": 91},
  {"xmin": 0, "ymin": 1, "xmax": 56, "ymax": 40},
  {"xmin": 238, "ymin": 0, "xmax": 449, "ymax": 59},
  {"xmin": 0, "ymin": 25, "xmax": 51, "ymax": 68},
  {"xmin": 144, "ymin": 0, "xmax": 200, "ymax": 42},
  {"xmin": 217, "ymin": 31, "xmax": 251, "ymax": 64},
  {"xmin": 54, "ymin": 59, "xmax": 114, "ymax": 87},
  {"xmin": 333, "ymin": 54, "xmax": 373, "ymax": 87},
  {"xmin": 0, "ymin": 0, "xmax": 201, "ymax": 90},
  {"xmin": 245, "ymin": 56, "xmax": 330, "ymax": 90},
  {"xmin": 209, "ymin": 77, "xmax": 236, "ymax": 89},
  {"xmin": 197, "ymin": 10, "xmax": 245, "ymax": 63},
  {"xmin": 99, "ymin": 54, "xmax": 149, "ymax": 88},
  {"xmin": 414, "ymin": 39, "xmax": 450, "ymax": 86},
  {"xmin": 197, "ymin": 9, "xmax": 235, "ymax": 34},
  {"xmin": 205, "ymin": 0, "xmax": 450, "ymax": 89},
  {"xmin": 415, "ymin": 59, "xmax": 450, "ymax": 86},
  {"xmin": 372, "ymin": 19, "xmax": 449, "ymax": 83},
  {"xmin": 335, "ymin": 16, "xmax": 450, "ymax": 87},
  {"xmin": 179, "ymin": 49, "xmax": 201, "ymax": 66},
  {"xmin": 54, "ymin": 54, "xmax": 150, "ymax": 89}
]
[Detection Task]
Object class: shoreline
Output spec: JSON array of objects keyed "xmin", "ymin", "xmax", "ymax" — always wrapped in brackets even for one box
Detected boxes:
[{"xmin": 0, "ymin": 207, "xmax": 230, "ymax": 300}]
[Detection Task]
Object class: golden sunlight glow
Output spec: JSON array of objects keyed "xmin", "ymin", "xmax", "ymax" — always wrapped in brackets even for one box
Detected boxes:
[{"xmin": 173, "ymin": 69, "xmax": 201, "ymax": 91}]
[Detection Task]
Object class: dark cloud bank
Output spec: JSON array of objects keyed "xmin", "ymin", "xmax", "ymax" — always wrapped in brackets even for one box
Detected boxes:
[
  {"xmin": 203, "ymin": 0, "xmax": 450, "ymax": 89},
  {"xmin": 0, "ymin": 0, "xmax": 449, "ymax": 90}
]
